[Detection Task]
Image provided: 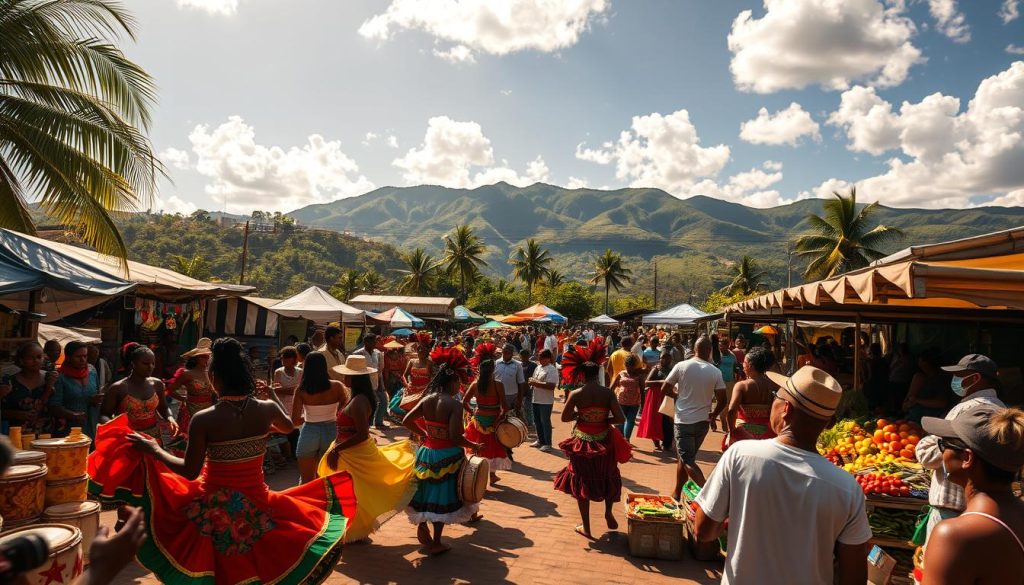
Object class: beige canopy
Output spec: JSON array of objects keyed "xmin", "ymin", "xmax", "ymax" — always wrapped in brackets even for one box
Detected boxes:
[
  {"xmin": 349, "ymin": 295, "xmax": 455, "ymax": 318},
  {"xmin": 726, "ymin": 226, "xmax": 1024, "ymax": 321}
]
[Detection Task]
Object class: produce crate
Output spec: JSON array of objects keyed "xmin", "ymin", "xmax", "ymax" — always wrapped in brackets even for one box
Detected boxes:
[
  {"xmin": 684, "ymin": 516, "xmax": 723, "ymax": 562},
  {"xmin": 625, "ymin": 494, "xmax": 685, "ymax": 560}
]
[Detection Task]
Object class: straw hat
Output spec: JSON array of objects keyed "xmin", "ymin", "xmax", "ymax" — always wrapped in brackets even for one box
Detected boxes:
[
  {"xmin": 766, "ymin": 366, "xmax": 842, "ymax": 420},
  {"xmin": 182, "ymin": 338, "xmax": 213, "ymax": 358},
  {"xmin": 383, "ymin": 340, "xmax": 404, "ymax": 350},
  {"xmin": 332, "ymin": 354, "xmax": 378, "ymax": 376}
]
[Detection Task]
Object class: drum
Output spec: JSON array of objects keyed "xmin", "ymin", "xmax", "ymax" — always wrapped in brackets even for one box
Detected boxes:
[
  {"xmin": 0, "ymin": 464, "xmax": 47, "ymax": 522},
  {"xmin": 14, "ymin": 450, "xmax": 47, "ymax": 467},
  {"xmin": 44, "ymin": 475, "xmax": 88, "ymax": 507},
  {"xmin": 496, "ymin": 416, "xmax": 528, "ymax": 449},
  {"xmin": 31, "ymin": 436, "xmax": 91, "ymax": 481},
  {"xmin": 457, "ymin": 455, "xmax": 489, "ymax": 504},
  {"xmin": 43, "ymin": 501, "xmax": 101, "ymax": 563},
  {"xmin": 0, "ymin": 524, "xmax": 83, "ymax": 585}
]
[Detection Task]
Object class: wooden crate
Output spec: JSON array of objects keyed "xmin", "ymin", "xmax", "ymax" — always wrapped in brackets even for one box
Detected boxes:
[{"xmin": 624, "ymin": 493, "xmax": 684, "ymax": 560}]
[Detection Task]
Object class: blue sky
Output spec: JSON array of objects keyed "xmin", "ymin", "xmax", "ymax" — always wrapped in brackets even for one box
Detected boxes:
[{"xmin": 129, "ymin": 0, "xmax": 1024, "ymax": 214}]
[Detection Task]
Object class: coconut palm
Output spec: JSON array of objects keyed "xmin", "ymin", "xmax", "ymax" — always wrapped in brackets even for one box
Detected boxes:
[
  {"xmin": 722, "ymin": 255, "xmax": 767, "ymax": 296},
  {"xmin": 589, "ymin": 249, "xmax": 632, "ymax": 314},
  {"xmin": 395, "ymin": 247, "xmax": 438, "ymax": 295},
  {"xmin": 360, "ymin": 271, "xmax": 387, "ymax": 295},
  {"xmin": 0, "ymin": 0, "xmax": 161, "ymax": 264},
  {"xmin": 509, "ymin": 238, "xmax": 553, "ymax": 303},
  {"xmin": 493, "ymin": 279, "xmax": 514, "ymax": 293},
  {"xmin": 170, "ymin": 253, "xmax": 210, "ymax": 281},
  {"xmin": 794, "ymin": 187, "xmax": 904, "ymax": 281},
  {"xmin": 442, "ymin": 224, "xmax": 488, "ymax": 302},
  {"xmin": 331, "ymin": 269, "xmax": 360, "ymax": 301},
  {"xmin": 545, "ymin": 269, "xmax": 566, "ymax": 288}
]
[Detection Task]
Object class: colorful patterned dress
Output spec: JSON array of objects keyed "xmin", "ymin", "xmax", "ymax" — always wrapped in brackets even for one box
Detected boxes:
[
  {"xmin": 317, "ymin": 409, "xmax": 416, "ymax": 542},
  {"xmin": 178, "ymin": 377, "xmax": 214, "ymax": 436},
  {"xmin": 390, "ymin": 365, "xmax": 431, "ymax": 418},
  {"xmin": 462, "ymin": 387, "xmax": 511, "ymax": 471},
  {"xmin": 88, "ymin": 417, "xmax": 356, "ymax": 585},
  {"xmin": 723, "ymin": 403, "xmax": 775, "ymax": 450},
  {"xmin": 406, "ymin": 420, "xmax": 478, "ymax": 524},
  {"xmin": 554, "ymin": 406, "xmax": 631, "ymax": 502}
]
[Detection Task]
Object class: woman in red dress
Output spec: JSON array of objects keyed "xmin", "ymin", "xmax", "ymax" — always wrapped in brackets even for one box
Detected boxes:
[
  {"xmin": 554, "ymin": 356, "xmax": 630, "ymax": 540},
  {"xmin": 88, "ymin": 338, "xmax": 356, "ymax": 585},
  {"xmin": 165, "ymin": 338, "xmax": 215, "ymax": 437},
  {"xmin": 462, "ymin": 359, "xmax": 510, "ymax": 485},
  {"xmin": 394, "ymin": 343, "xmax": 434, "ymax": 417},
  {"xmin": 637, "ymin": 350, "xmax": 673, "ymax": 451}
]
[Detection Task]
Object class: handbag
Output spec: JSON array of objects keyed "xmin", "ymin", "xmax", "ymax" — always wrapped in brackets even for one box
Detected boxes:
[
  {"xmin": 659, "ymin": 393, "xmax": 676, "ymax": 418},
  {"xmin": 911, "ymin": 505, "xmax": 932, "ymax": 546}
]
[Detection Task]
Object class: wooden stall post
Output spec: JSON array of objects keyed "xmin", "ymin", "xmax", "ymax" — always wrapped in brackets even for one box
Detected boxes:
[{"xmin": 854, "ymin": 314, "xmax": 862, "ymax": 392}]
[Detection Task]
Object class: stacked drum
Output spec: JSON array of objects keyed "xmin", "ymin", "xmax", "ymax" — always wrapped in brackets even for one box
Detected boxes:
[{"xmin": 30, "ymin": 432, "xmax": 91, "ymax": 508}]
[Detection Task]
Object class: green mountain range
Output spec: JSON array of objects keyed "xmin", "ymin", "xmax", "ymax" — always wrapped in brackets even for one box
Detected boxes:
[{"xmin": 288, "ymin": 182, "xmax": 1024, "ymax": 304}]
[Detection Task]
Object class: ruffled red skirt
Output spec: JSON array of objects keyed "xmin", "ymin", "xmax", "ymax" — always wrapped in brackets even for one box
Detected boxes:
[
  {"xmin": 463, "ymin": 414, "xmax": 511, "ymax": 471},
  {"xmin": 88, "ymin": 416, "xmax": 357, "ymax": 585},
  {"xmin": 553, "ymin": 427, "xmax": 631, "ymax": 502}
]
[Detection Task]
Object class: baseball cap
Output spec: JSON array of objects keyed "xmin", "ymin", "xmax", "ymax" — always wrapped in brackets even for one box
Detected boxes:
[
  {"xmin": 941, "ymin": 354, "xmax": 999, "ymax": 378},
  {"xmin": 922, "ymin": 404, "xmax": 1024, "ymax": 472}
]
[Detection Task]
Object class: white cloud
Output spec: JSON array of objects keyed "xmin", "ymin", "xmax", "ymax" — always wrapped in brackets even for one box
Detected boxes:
[
  {"xmin": 1000, "ymin": 0, "xmax": 1020, "ymax": 23},
  {"xmin": 386, "ymin": 135, "xmax": 399, "ymax": 148},
  {"xmin": 566, "ymin": 176, "xmax": 590, "ymax": 189},
  {"xmin": 728, "ymin": 0, "xmax": 924, "ymax": 93},
  {"xmin": 362, "ymin": 132, "xmax": 400, "ymax": 148},
  {"xmin": 693, "ymin": 161, "xmax": 796, "ymax": 208},
  {"xmin": 433, "ymin": 45, "xmax": 476, "ymax": 64},
  {"xmin": 359, "ymin": 0, "xmax": 608, "ymax": 61},
  {"xmin": 798, "ymin": 178, "xmax": 855, "ymax": 201},
  {"xmin": 187, "ymin": 116, "xmax": 374, "ymax": 213},
  {"xmin": 823, "ymin": 62, "xmax": 1024, "ymax": 207},
  {"xmin": 739, "ymin": 103, "xmax": 821, "ymax": 146},
  {"xmin": 153, "ymin": 194, "xmax": 198, "ymax": 215},
  {"xmin": 989, "ymin": 189, "xmax": 1024, "ymax": 206},
  {"xmin": 160, "ymin": 147, "xmax": 191, "ymax": 170},
  {"xmin": 393, "ymin": 116, "xmax": 547, "ymax": 188},
  {"xmin": 926, "ymin": 0, "xmax": 970, "ymax": 43},
  {"xmin": 175, "ymin": 0, "xmax": 238, "ymax": 15},
  {"xmin": 574, "ymin": 109, "xmax": 731, "ymax": 195},
  {"xmin": 1008, "ymin": 44, "xmax": 1024, "ymax": 55}
]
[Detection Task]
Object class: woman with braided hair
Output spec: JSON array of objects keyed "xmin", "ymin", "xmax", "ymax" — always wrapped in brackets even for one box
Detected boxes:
[
  {"xmin": 401, "ymin": 348, "xmax": 481, "ymax": 556},
  {"xmin": 462, "ymin": 358, "xmax": 510, "ymax": 484}
]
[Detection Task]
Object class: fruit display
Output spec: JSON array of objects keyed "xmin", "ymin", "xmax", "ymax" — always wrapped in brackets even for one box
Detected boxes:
[
  {"xmin": 626, "ymin": 495, "xmax": 682, "ymax": 521},
  {"xmin": 818, "ymin": 418, "xmax": 929, "ymax": 499}
]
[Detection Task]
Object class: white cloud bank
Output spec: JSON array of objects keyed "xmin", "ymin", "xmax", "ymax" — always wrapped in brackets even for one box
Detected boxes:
[
  {"xmin": 160, "ymin": 147, "xmax": 192, "ymax": 170},
  {"xmin": 822, "ymin": 61, "xmax": 1024, "ymax": 208},
  {"xmin": 926, "ymin": 0, "xmax": 970, "ymax": 43},
  {"xmin": 739, "ymin": 103, "xmax": 821, "ymax": 146},
  {"xmin": 728, "ymin": 0, "xmax": 923, "ymax": 93},
  {"xmin": 359, "ymin": 0, "xmax": 608, "ymax": 62},
  {"xmin": 393, "ymin": 116, "xmax": 549, "ymax": 188},
  {"xmin": 180, "ymin": 116, "xmax": 374, "ymax": 213},
  {"xmin": 175, "ymin": 0, "xmax": 239, "ymax": 15}
]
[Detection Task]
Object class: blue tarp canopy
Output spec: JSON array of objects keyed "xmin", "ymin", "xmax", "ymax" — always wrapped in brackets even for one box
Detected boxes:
[
  {"xmin": 453, "ymin": 305, "xmax": 487, "ymax": 323},
  {"xmin": 0, "ymin": 229, "xmax": 136, "ymax": 296}
]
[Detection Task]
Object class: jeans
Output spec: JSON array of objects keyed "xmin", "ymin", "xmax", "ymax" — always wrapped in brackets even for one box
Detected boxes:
[
  {"xmin": 532, "ymin": 403, "xmax": 553, "ymax": 446},
  {"xmin": 522, "ymin": 394, "xmax": 535, "ymax": 430},
  {"xmin": 373, "ymin": 389, "xmax": 388, "ymax": 426},
  {"xmin": 620, "ymin": 404, "xmax": 640, "ymax": 439},
  {"xmin": 296, "ymin": 421, "xmax": 335, "ymax": 460}
]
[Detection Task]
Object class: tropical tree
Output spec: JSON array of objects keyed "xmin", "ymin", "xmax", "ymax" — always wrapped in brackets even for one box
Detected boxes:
[
  {"xmin": 722, "ymin": 255, "xmax": 768, "ymax": 296},
  {"xmin": 509, "ymin": 238, "xmax": 553, "ymax": 303},
  {"xmin": 395, "ymin": 247, "xmax": 438, "ymax": 295},
  {"xmin": 360, "ymin": 271, "xmax": 387, "ymax": 295},
  {"xmin": 544, "ymin": 269, "xmax": 566, "ymax": 288},
  {"xmin": 794, "ymin": 187, "xmax": 904, "ymax": 281},
  {"xmin": 331, "ymin": 269, "xmax": 361, "ymax": 301},
  {"xmin": 442, "ymin": 225, "xmax": 488, "ymax": 302},
  {"xmin": 493, "ymin": 279, "xmax": 515, "ymax": 294},
  {"xmin": 170, "ymin": 253, "xmax": 210, "ymax": 281},
  {"xmin": 0, "ymin": 0, "xmax": 160, "ymax": 264},
  {"xmin": 589, "ymin": 249, "xmax": 633, "ymax": 314}
]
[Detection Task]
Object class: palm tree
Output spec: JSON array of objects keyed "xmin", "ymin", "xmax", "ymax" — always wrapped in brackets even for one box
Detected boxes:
[
  {"xmin": 1, "ymin": 0, "xmax": 160, "ymax": 264},
  {"xmin": 589, "ymin": 249, "xmax": 633, "ymax": 314},
  {"xmin": 332, "ymin": 269, "xmax": 361, "ymax": 301},
  {"xmin": 395, "ymin": 247, "xmax": 438, "ymax": 295},
  {"xmin": 360, "ymin": 271, "xmax": 387, "ymax": 295},
  {"xmin": 723, "ymin": 255, "xmax": 767, "ymax": 296},
  {"xmin": 509, "ymin": 238, "xmax": 553, "ymax": 303},
  {"xmin": 794, "ymin": 187, "xmax": 904, "ymax": 281},
  {"xmin": 170, "ymin": 253, "xmax": 210, "ymax": 281},
  {"xmin": 442, "ymin": 225, "xmax": 488, "ymax": 302},
  {"xmin": 493, "ymin": 279, "xmax": 514, "ymax": 294},
  {"xmin": 545, "ymin": 269, "xmax": 566, "ymax": 288}
]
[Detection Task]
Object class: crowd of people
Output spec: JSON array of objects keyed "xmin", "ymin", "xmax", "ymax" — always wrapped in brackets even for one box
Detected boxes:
[{"xmin": 0, "ymin": 323, "xmax": 1021, "ymax": 584}]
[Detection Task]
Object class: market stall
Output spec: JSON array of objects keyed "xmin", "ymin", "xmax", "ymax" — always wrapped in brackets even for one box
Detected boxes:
[
  {"xmin": 641, "ymin": 303, "xmax": 719, "ymax": 327},
  {"xmin": 349, "ymin": 294, "xmax": 455, "ymax": 320},
  {"xmin": 501, "ymin": 303, "xmax": 567, "ymax": 324},
  {"xmin": 453, "ymin": 305, "xmax": 487, "ymax": 324},
  {"xmin": 588, "ymin": 314, "xmax": 619, "ymax": 326}
]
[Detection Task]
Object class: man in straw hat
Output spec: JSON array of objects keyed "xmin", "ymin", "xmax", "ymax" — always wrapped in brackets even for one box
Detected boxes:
[
  {"xmin": 916, "ymin": 353, "xmax": 1005, "ymax": 540},
  {"xmin": 692, "ymin": 366, "xmax": 871, "ymax": 585}
]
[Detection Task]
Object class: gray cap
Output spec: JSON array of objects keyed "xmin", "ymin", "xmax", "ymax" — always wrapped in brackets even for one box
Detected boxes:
[
  {"xmin": 502, "ymin": 343, "xmax": 516, "ymax": 352},
  {"xmin": 923, "ymin": 404, "xmax": 1023, "ymax": 472},
  {"xmin": 941, "ymin": 353, "xmax": 999, "ymax": 378}
]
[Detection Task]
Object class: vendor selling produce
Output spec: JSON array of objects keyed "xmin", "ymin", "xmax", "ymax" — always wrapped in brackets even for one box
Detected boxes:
[{"xmin": 915, "ymin": 354, "xmax": 1005, "ymax": 540}]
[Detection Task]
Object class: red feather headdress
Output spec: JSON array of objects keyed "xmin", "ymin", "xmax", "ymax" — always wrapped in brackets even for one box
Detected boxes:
[
  {"xmin": 430, "ymin": 346, "xmax": 472, "ymax": 384},
  {"xmin": 471, "ymin": 342, "xmax": 498, "ymax": 368},
  {"xmin": 560, "ymin": 344, "xmax": 604, "ymax": 385},
  {"xmin": 588, "ymin": 339, "xmax": 608, "ymax": 366}
]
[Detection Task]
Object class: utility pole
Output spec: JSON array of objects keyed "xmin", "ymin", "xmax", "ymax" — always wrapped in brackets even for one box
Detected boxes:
[
  {"xmin": 653, "ymin": 260, "xmax": 658, "ymax": 309},
  {"xmin": 787, "ymin": 243, "xmax": 793, "ymax": 288},
  {"xmin": 239, "ymin": 220, "xmax": 250, "ymax": 285}
]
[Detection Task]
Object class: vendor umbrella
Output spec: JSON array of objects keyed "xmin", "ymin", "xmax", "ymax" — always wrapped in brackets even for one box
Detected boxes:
[
  {"xmin": 453, "ymin": 305, "xmax": 487, "ymax": 324},
  {"xmin": 754, "ymin": 325, "xmax": 780, "ymax": 335},
  {"xmin": 371, "ymin": 306, "xmax": 425, "ymax": 329},
  {"xmin": 478, "ymin": 320, "xmax": 515, "ymax": 331},
  {"xmin": 391, "ymin": 328, "xmax": 414, "ymax": 336}
]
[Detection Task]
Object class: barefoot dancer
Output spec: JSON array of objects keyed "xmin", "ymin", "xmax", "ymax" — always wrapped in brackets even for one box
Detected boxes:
[
  {"xmin": 554, "ymin": 357, "xmax": 631, "ymax": 539},
  {"xmin": 402, "ymin": 352, "xmax": 480, "ymax": 556}
]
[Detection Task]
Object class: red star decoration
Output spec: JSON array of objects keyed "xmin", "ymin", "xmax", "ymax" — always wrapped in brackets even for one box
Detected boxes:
[
  {"xmin": 72, "ymin": 552, "xmax": 84, "ymax": 578},
  {"xmin": 38, "ymin": 558, "xmax": 65, "ymax": 585}
]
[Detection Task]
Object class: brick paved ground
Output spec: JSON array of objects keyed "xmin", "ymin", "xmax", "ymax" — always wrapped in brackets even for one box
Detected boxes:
[{"xmin": 109, "ymin": 402, "xmax": 726, "ymax": 584}]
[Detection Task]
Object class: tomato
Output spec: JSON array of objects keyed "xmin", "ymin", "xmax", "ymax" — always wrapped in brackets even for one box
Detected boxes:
[{"xmin": 899, "ymin": 486, "xmax": 910, "ymax": 497}]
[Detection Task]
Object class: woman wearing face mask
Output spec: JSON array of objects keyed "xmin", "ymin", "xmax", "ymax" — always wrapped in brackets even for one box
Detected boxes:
[
  {"xmin": 915, "ymin": 354, "xmax": 1006, "ymax": 541},
  {"xmin": 919, "ymin": 405, "xmax": 1024, "ymax": 585}
]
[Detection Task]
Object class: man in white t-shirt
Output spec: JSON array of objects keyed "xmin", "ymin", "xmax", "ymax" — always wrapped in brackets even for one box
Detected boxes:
[
  {"xmin": 528, "ymin": 349, "xmax": 559, "ymax": 451},
  {"xmin": 543, "ymin": 329, "xmax": 559, "ymax": 357},
  {"xmin": 662, "ymin": 337, "xmax": 727, "ymax": 497},
  {"xmin": 693, "ymin": 366, "xmax": 871, "ymax": 585}
]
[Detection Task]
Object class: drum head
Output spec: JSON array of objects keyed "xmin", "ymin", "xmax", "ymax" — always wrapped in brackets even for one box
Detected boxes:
[
  {"xmin": 1, "ymin": 464, "xmax": 46, "ymax": 480},
  {"xmin": 44, "ymin": 501, "xmax": 100, "ymax": 518},
  {"xmin": 0, "ymin": 523, "xmax": 81, "ymax": 555},
  {"xmin": 32, "ymin": 436, "xmax": 91, "ymax": 449}
]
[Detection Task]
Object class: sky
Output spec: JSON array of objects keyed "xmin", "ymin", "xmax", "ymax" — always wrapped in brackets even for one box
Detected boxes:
[{"xmin": 126, "ymin": 0, "xmax": 1024, "ymax": 215}]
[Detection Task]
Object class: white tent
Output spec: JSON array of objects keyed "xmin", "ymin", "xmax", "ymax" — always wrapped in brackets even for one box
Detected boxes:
[
  {"xmin": 269, "ymin": 286, "xmax": 364, "ymax": 324},
  {"xmin": 588, "ymin": 314, "xmax": 619, "ymax": 325},
  {"xmin": 37, "ymin": 323, "xmax": 102, "ymax": 346},
  {"xmin": 642, "ymin": 303, "xmax": 713, "ymax": 325}
]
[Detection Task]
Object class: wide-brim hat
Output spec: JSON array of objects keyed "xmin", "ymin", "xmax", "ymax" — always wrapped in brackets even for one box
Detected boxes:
[
  {"xmin": 182, "ymin": 338, "xmax": 213, "ymax": 358},
  {"xmin": 332, "ymin": 354, "xmax": 378, "ymax": 376},
  {"xmin": 766, "ymin": 366, "xmax": 842, "ymax": 420},
  {"xmin": 383, "ymin": 340, "xmax": 404, "ymax": 350}
]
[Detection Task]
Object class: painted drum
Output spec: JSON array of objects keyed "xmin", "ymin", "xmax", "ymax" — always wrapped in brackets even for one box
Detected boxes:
[
  {"xmin": 43, "ymin": 501, "xmax": 101, "ymax": 564},
  {"xmin": 0, "ymin": 523, "xmax": 84, "ymax": 585},
  {"xmin": 44, "ymin": 475, "xmax": 88, "ymax": 508},
  {"xmin": 13, "ymin": 450, "xmax": 47, "ymax": 467},
  {"xmin": 31, "ymin": 436, "xmax": 91, "ymax": 481},
  {"xmin": 0, "ymin": 464, "xmax": 47, "ymax": 522}
]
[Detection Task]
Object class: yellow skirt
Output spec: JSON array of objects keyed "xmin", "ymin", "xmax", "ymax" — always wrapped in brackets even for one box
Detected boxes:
[{"xmin": 317, "ymin": 438, "xmax": 417, "ymax": 542}]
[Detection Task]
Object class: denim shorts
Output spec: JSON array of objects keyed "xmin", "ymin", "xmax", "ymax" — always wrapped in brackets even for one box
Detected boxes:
[
  {"xmin": 296, "ymin": 420, "xmax": 336, "ymax": 459},
  {"xmin": 674, "ymin": 421, "xmax": 710, "ymax": 465}
]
